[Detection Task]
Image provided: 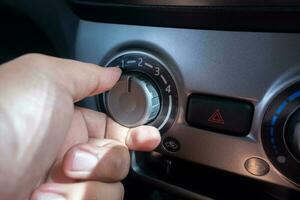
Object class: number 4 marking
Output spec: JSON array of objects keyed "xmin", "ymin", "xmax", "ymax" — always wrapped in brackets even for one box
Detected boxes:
[{"xmin": 165, "ymin": 85, "xmax": 171, "ymax": 93}]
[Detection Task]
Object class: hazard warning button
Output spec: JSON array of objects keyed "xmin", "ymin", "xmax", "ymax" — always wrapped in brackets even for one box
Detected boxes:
[
  {"xmin": 208, "ymin": 109, "xmax": 225, "ymax": 124},
  {"xmin": 186, "ymin": 94, "xmax": 253, "ymax": 136}
]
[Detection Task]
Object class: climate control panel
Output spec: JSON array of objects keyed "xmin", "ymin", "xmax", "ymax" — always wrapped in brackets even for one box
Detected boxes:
[
  {"xmin": 76, "ymin": 21, "xmax": 300, "ymax": 197},
  {"xmin": 97, "ymin": 51, "xmax": 300, "ymax": 190},
  {"xmin": 100, "ymin": 52, "xmax": 178, "ymax": 133}
]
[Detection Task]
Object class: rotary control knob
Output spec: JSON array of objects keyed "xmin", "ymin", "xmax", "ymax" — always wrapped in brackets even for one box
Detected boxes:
[
  {"xmin": 99, "ymin": 52, "xmax": 178, "ymax": 133},
  {"xmin": 285, "ymin": 109, "xmax": 300, "ymax": 161},
  {"xmin": 105, "ymin": 73, "xmax": 161, "ymax": 127}
]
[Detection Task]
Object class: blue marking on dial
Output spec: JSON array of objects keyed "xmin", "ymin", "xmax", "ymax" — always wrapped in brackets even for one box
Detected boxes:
[
  {"xmin": 275, "ymin": 101, "xmax": 288, "ymax": 115},
  {"xmin": 269, "ymin": 126, "xmax": 277, "ymax": 150},
  {"xmin": 271, "ymin": 115, "xmax": 278, "ymax": 126},
  {"xmin": 271, "ymin": 90, "xmax": 300, "ymax": 127},
  {"xmin": 287, "ymin": 90, "xmax": 300, "ymax": 101},
  {"xmin": 268, "ymin": 90, "xmax": 300, "ymax": 153}
]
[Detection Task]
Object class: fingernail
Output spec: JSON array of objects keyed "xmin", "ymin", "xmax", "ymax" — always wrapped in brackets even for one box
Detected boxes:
[
  {"xmin": 71, "ymin": 149, "xmax": 98, "ymax": 171},
  {"xmin": 32, "ymin": 192, "xmax": 65, "ymax": 200}
]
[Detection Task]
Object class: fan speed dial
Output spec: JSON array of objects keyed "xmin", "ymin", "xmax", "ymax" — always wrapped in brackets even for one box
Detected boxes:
[{"xmin": 100, "ymin": 52, "xmax": 178, "ymax": 133}]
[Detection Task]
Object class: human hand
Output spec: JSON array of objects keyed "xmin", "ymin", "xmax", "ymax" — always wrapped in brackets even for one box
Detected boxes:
[{"xmin": 0, "ymin": 54, "xmax": 161, "ymax": 200}]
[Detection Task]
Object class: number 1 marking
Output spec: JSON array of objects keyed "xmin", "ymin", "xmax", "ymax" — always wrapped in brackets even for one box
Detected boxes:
[{"xmin": 121, "ymin": 60, "xmax": 125, "ymax": 68}]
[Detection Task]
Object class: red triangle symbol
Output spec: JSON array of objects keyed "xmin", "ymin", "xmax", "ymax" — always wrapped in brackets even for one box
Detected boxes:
[{"xmin": 208, "ymin": 109, "xmax": 225, "ymax": 124}]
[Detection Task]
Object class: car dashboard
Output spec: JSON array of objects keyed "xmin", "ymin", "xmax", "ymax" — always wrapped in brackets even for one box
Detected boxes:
[{"xmin": 1, "ymin": 0, "xmax": 300, "ymax": 199}]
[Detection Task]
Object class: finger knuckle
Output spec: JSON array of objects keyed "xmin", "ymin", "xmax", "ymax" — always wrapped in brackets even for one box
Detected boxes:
[{"xmin": 20, "ymin": 53, "xmax": 46, "ymax": 63}]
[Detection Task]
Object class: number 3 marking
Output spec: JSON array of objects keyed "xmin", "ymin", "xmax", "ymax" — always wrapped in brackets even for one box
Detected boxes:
[{"xmin": 154, "ymin": 67, "xmax": 160, "ymax": 76}]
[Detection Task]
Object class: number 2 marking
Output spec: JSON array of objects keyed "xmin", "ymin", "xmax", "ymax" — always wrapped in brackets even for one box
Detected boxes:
[{"xmin": 138, "ymin": 58, "xmax": 143, "ymax": 67}]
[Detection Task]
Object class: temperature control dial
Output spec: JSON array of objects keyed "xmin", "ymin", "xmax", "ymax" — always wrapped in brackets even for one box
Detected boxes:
[
  {"xmin": 262, "ymin": 82, "xmax": 300, "ymax": 185},
  {"xmin": 99, "ymin": 52, "xmax": 178, "ymax": 133},
  {"xmin": 105, "ymin": 74, "xmax": 160, "ymax": 127}
]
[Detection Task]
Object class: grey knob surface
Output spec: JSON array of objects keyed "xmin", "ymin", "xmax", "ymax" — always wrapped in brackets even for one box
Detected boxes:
[{"xmin": 105, "ymin": 74, "xmax": 160, "ymax": 127}]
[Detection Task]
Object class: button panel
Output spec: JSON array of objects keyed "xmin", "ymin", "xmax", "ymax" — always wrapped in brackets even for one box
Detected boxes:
[{"xmin": 186, "ymin": 95, "xmax": 254, "ymax": 136}]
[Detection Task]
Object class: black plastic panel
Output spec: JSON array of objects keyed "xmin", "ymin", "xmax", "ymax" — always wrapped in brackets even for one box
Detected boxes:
[
  {"xmin": 133, "ymin": 152, "xmax": 300, "ymax": 199},
  {"xmin": 71, "ymin": 0, "xmax": 300, "ymax": 6},
  {"xmin": 68, "ymin": 0, "xmax": 300, "ymax": 32}
]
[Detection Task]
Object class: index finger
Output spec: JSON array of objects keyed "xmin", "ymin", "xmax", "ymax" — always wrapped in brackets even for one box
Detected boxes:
[{"xmin": 19, "ymin": 54, "xmax": 122, "ymax": 102}]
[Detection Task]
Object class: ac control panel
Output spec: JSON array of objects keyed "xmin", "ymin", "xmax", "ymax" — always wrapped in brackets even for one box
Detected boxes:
[{"xmin": 76, "ymin": 21, "xmax": 300, "ymax": 193}]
